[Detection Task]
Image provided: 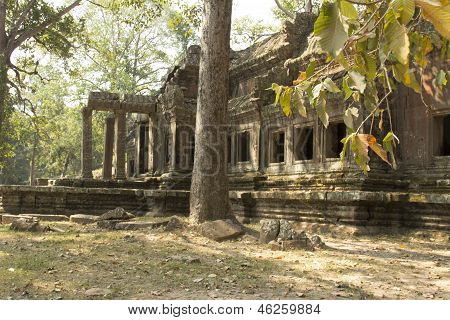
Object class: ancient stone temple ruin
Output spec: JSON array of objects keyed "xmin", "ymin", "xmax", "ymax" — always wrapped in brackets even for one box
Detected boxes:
[{"xmin": 1, "ymin": 13, "xmax": 449, "ymax": 232}]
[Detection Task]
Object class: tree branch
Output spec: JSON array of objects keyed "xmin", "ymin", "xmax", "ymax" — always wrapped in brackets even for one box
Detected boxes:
[
  {"xmin": 9, "ymin": 0, "xmax": 37, "ymax": 41},
  {"xmin": 274, "ymin": 0, "xmax": 295, "ymax": 20},
  {"xmin": 7, "ymin": 0, "xmax": 82, "ymax": 55}
]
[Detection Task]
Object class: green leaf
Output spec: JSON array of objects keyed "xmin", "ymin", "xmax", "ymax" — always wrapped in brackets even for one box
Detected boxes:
[
  {"xmin": 340, "ymin": 133, "xmax": 355, "ymax": 162},
  {"xmin": 280, "ymin": 88, "xmax": 292, "ymax": 116},
  {"xmin": 339, "ymin": 0, "xmax": 358, "ymax": 20},
  {"xmin": 323, "ymin": 77, "xmax": 341, "ymax": 93},
  {"xmin": 316, "ymin": 94, "xmax": 329, "ymax": 128},
  {"xmin": 343, "ymin": 107, "xmax": 359, "ymax": 130},
  {"xmin": 336, "ymin": 52, "xmax": 350, "ymax": 69},
  {"xmin": 384, "ymin": 9, "xmax": 410, "ymax": 65},
  {"xmin": 292, "ymin": 88, "xmax": 307, "ymax": 118},
  {"xmin": 392, "ymin": 0, "xmax": 416, "ymax": 24},
  {"xmin": 314, "ymin": 1, "xmax": 349, "ymax": 57},
  {"xmin": 342, "ymin": 76, "xmax": 353, "ymax": 100},
  {"xmin": 436, "ymin": 69, "xmax": 447, "ymax": 89},
  {"xmin": 392, "ymin": 64, "xmax": 421, "ymax": 93},
  {"xmin": 312, "ymin": 83, "xmax": 323, "ymax": 99},
  {"xmin": 348, "ymin": 71, "xmax": 366, "ymax": 93},
  {"xmin": 272, "ymin": 83, "xmax": 282, "ymax": 105},
  {"xmin": 306, "ymin": 61, "xmax": 317, "ymax": 78},
  {"xmin": 383, "ymin": 131, "xmax": 399, "ymax": 169},
  {"xmin": 364, "ymin": 53, "xmax": 377, "ymax": 81}
]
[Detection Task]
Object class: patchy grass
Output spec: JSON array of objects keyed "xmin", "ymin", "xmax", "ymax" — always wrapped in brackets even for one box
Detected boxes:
[{"xmin": 0, "ymin": 220, "xmax": 448, "ymax": 300}]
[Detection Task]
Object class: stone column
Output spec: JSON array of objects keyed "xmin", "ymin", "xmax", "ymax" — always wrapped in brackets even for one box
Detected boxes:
[
  {"xmin": 114, "ymin": 111, "xmax": 127, "ymax": 180},
  {"xmin": 135, "ymin": 123, "xmax": 141, "ymax": 176},
  {"xmin": 285, "ymin": 123, "xmax": 294, "ymax": 167},
  {"xmin": 103, "ymin": 115, "xmax": 115, "ymax": 180},
  {"xmin": 148, "ymin": 117, "xmax": 156, "ymax": 174},
  {"xmin": 169, "ymin": 120, "xmax": 177, "ymax": 172},
  {"xmin": 81, "ymin": 107, "xmax": 93, "ymax": 179}
]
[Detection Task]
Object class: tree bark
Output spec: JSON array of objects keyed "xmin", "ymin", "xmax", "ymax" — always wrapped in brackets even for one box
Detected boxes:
[{"xmin": 189, "ymin": 0, "xmax": 233, "ymax": 224}]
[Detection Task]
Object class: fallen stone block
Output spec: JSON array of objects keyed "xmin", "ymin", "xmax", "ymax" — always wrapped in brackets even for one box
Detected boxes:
[
  {"xmin": 278, "ymin": 219, "xmax": 296, "ymax": 240},
  {"xmin": 260, "ymin": 219, "xmax": 280, "ymax": 244},
  {"xmin": 115, "ymin": 220, "xmax": 169, "ymax": 231},
  {"xmin": 10, "ymin": 219, "xmax": 49, "ymax": 232},
  {"xmin": 21, "ymin": 214, "xmax": 69, "ymax": 222},
  {"xmin": 85, "ymin": 288, "xmax": 112, "ymax": 297},
  {"xmin": 200, "ymin": 219, "xmax": 244, "ymax": 242},
  {"xmin": 96, "ymin": 219, "xmax": 122, "ymax": 230},
  {"xmin": 70, "ymin": 214, "xmax": 98, "ymax": 225},
  {"xmin": 282, "ymin": 239, "xmax": 311, "ymax": 251},
  {"xmin": 97, "ymin": 207, "xmax": 135, "ymax": 221},
  {"xmin": 1, "ymin": 214, "xmax": 37, "ymax": 225},
  {"xmin": 163, "ymin": 217, "xmax": 183, "ymax": 231},
  {"xmin": 268, "ymin": 240, "xmax": 282, "ymax": 251},
  {"xmin": 310, "ymin": 235, "xmax": 326, "ymax": 249}
]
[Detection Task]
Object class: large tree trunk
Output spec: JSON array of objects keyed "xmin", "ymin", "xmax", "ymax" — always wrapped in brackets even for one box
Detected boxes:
[
  {"xmin": 0, "ymin": 53, "xmax": 6, "ymax": 140},
  {"xmin": 189, "ymin": 0, "xmax": 233, "ymax": 224},
  {"xmin": 0, "ymin": 0, "xmax": 6, "ymax": 135}
]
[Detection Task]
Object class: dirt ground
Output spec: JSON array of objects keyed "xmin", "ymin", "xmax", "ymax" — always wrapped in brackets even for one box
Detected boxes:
[{"xmin": 0, "ymin": 218, "xmax": 449, "ymax": 300}]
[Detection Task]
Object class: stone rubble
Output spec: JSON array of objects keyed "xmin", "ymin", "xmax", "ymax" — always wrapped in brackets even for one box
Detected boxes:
[
  {"xmin": 260, "ymin": 219, "xmax": 325, "ymax": 251},
  {"xmin": 200, "ymin": 219, "xmax": 245, "ymax": 242}
]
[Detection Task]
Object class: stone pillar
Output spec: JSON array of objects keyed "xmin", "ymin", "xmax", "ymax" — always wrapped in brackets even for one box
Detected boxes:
[
  {"xmin": 135, "ymin": 123, "xmax": 141, "ymax": 176},
  {"xmin": 81, "ymin": 107, "xmax": 93, "ymax": 179},
  {"xmin": 103, "ymin": 115, "xmax": 115, "ymax": 179},
  {"xmin": 169, "ymin": 120, "xmax": 177, "ymax": 172},
  {"xmin": 286, "ymin": 123, "xmax": 294, "ymax": 167},
  {"xmin": 114, "ymin": 111, "xmax": 127, "ymax": 180},
  {"xmin": 251, "ymin": 124, "xmax": 261, "ymax": 171},
  {"xmin": 148, "ymin": 117, "xmax": 156, "ymax": 174}
]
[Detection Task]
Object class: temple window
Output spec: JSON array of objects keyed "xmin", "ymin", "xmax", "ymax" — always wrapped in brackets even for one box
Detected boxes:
[
  {"xmin": 294, "ymin": 126, "xmax": 314, "ymax": 161},
  {"xmin": 434, "ymin": 115, "xmax": 450, "ymax": 156},
  {"xmin": 237, "ymin": 131, "xmax": 250, "ymax": 162},
  {"xmin": 270, "ymin": 130, "xmax": 285, "ymax": 163},
  {"xmin": 325, "ymin": 122, "xmax": 347, "ymax": 159}
]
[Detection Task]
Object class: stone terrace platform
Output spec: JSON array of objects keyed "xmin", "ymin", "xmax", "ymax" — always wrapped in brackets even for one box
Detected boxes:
[{"xmin": 1, "ymin": 185, "xmax": 449, "ymax": 232}]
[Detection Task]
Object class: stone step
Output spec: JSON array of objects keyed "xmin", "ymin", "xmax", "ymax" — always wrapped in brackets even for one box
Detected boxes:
[
  {"xmin": 21, "ymin": 214, "xmax": 69, "ymax": 222},
  {"xmin": 1, "ymin": 214, "xmax": 37, "ymax": 224},
  {"xmin": 69, "ymin": 214, "xmax": 99, "ymax": 225}
]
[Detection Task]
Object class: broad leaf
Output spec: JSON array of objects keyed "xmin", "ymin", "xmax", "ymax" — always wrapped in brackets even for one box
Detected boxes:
[
  {"xmin": 416, "ymin": 0, "xmax": 450, "ymax": 39},
  {"xmin": 280, "ymin": 88, "xmax": 292, "ymax": 116},
  {"xmin": 339, "ymin": 0, "xmax": 358, "ymax": 20},
  {"xmin": 316, "ymin": 94, "xmax": 329, "ymax": 128},
  {"xmin": 365, "ymin": 134, "xmax": 391, "ymax": 166},
  {"xmin": 392, "ymin": 0, "xmax": 416, "ymax": 24},
  {"xmin": 314, "ymin": 1, "xmax": 349, "ymax": 57},
  {"xmin": 342, "ymin": 76, "xmax": 353, "ymax": 100},
  {"xmin": 384, "ymin": 9, "xmax": 410, "ymax": 65},
  {"xmin": 306, "ymin": 61, "xmax": 317, "ymax": 78},
  {"xmin": 348, "ymin": 71, "xmax": 366, "ymax": 93},
  {"xmin": 436, "ymin": 69, "xmax": 448, "ymax": 89},
  {"xmin": 343, "ymin": 107, "xmax": 359, "ymax": 130},
  {"xmin": 323, "ymin": 77, "xmax": 341, "ymax": 93},
  {"xmin": 292, "ymin": 88, "xmax": 307, "ymax": 118},
  {"xmin": 272, "ymin": 83, "xmax": 282, "ymax": 105},
  {"xmin": 351, "ymin": 134, "xmax": 371, "ymax": 173}
]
